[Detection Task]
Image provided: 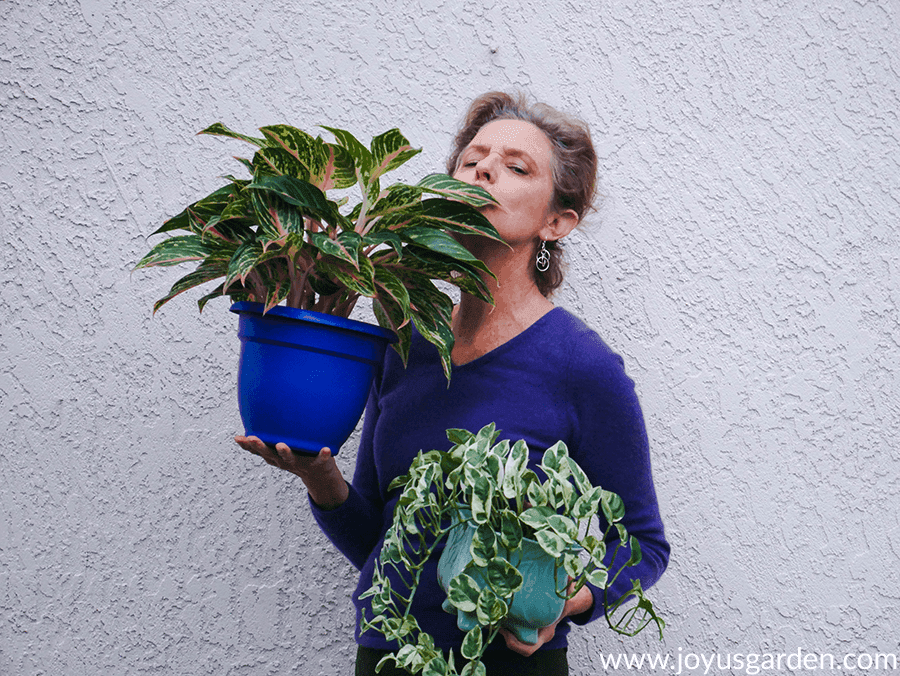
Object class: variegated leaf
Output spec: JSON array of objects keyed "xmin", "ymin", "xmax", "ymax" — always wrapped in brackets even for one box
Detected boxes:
[
  {"xmin": 259, "ymin": 125, "xmax": 331, "ymax": 187},
  {"xmin": 322, "ymin": 142, "xmax": 357, "ymax": 190},
  {"xmin": 234, "ymin": 157, "xmax": 254, "ymax": 174},
  {"xmin": 362, "ymin": 230, "xmax": 404, "ymax": 258},
  {"xmin": 417, "ymin": 173, "xmax": 498, "ymax": 207},
  {"xmin": 152, "ymin": 184, "xmax": 237, "ymax": 236},
  {"xmin": 390, "ymin": 247, "xmax": 492, "ymax": 303},
  {"xmin": 367, "ymin": 184, "xmax": 424, "ymax": 220},
  {"xmin": 373, "ymin": 296, "xmax": 411, "ymax": 364},
  {"xmin": 519, "ymin": 505, "xmax": 553, "ymax": 530},
  {"xmin": 316, "ymin": 257, "xmax": 376, "ymax": 298},
  {"xmin": 252, "ymin": 146, "xmax": 311, "ymax": 181},
  {"xmin": 369, "ymin": 128, "xmax": 421, "ymax": 180},
  {"xmin": 202, "ymin": 193, "xmax": 255, "ymax": 243},
  {"xmin": 224, "ymin": 240, "xmax": 264, "ymax": 292},
  {"xmin": 417, "ymin": 199, "xmax": 503, "ymax": 242},
  {"xmin": 309, "ymin": 231, "xmax": 361, "ymax": 268},
  {"xmin": 601, "ymin": 490, "xmax": 626, "ymax": 524},
  {"xmin": 197, "ymin": 282, "xmax": 250, "ymax": 311},
  {"xmin": 152, "ymin": 259, "xmax": 228, "ymax": 314},
  {"xmin": 264, "ymin": 283, "xmax": 290, "ymax": 313},
  {"xmin": 321, "ymin": 125, "xmax": 373, "ymax": 177},
  {"xmin": 198, "ymin": 122, "xmax": 266, "ymax": 147},
  {"xmin": 401, "ymin": 227, "xmax": 491, "ymax": 272},
  {"xmin": 246, "ymin": 175, "xmax": 331, "ymax": 219},
  {"xmin": 405, "ymin": 278, "xmax": 455, "ymax": 379},
  {"xmin": 475, "ymin": 587, "xmax": 507, "ymax": 626},
  {"xmin": 248, "ymin": 189, "xmax": 304, "ymax": 242},
  {"xmin": 406, "ymin": 276, "xmax": 453, "ymax": 325},
  {"xmin": 586, "ymin": 567, "xmax": 609, "ymax": 588},
  {"xmin": 499, "ymin": 509, "xmax": 522, "ymax": 550},
  {"xmin": 259, "ymin": 258, "xmax": 291, "ymax": 313},
  {"xmin": 460, "ymin": 626, "xmax": 483, "ymax": 661},
  {"xmin": 135, "ymin": 234, "xmax": 221, "ymax": 269},
  {"xmin": 373, "ymin": 267, "xmax": 410, "ymax": 319}
]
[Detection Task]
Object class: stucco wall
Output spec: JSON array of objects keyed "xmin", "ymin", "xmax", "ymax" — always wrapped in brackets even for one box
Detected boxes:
[{"xmin": 2, "ymin": 0, "xmax": 898, "ymax": 674}]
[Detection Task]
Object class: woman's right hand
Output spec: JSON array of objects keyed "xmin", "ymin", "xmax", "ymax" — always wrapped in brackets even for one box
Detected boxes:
[{"xmin": 235, "ymin": 435, "xmax": 349, "ymax": 510}]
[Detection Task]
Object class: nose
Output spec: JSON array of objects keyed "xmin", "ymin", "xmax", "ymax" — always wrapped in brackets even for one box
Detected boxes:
[{"xmin": 474, "ymin": 154, "xmax": 497, "ymax": 183}]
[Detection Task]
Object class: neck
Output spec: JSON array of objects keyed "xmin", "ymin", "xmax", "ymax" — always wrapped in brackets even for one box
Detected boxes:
[{"xmin": 452, "ymin": 242, "xmax": 554, "ymax": 344}]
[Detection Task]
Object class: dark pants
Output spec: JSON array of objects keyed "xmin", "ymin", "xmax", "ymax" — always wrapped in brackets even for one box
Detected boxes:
[{"xmin": 355, "ymin": 645, "xmax": 568, "ymax": 676}]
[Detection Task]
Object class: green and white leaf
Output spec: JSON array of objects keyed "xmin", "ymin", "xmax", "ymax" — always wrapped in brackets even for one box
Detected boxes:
[
  {"xmin": 534, "ymin": 528, "xmax": 567, "ymax": 558},
  {"xmin": 587, "ymin": 567, "xmax": 609, "ymax": 588},
  {"xmin": 446, "ymin": 574, "xmax": 480, "ymax": 614},
  {"xmin": 460, "ymin": 627, "xmax": 483, "ymax": 661},
  {"xmin": 601, "ymin": 490, "xmax": 626, "ymax": 524},
  {"xmin": 498, "ymin": 509, "xmax": 522, "ymax": 551},
  {"xmin": 485, "ymin": 557, "xmax": 524, "ymax": 598},
  {"xmin": 471, "ymin": 523, "xmax": 497, "ymax": 567},
  {"xmin": 519, "ymin": 505, "xmax": 553, "ymax": 531},
  {"xmin": 475, "ymin": 587, "xmax": 507, "ymax": 626}
]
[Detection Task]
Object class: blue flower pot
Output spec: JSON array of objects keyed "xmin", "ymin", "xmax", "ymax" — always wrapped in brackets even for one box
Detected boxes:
[
  {"xmin": 437, "ymin": 510, "xmax": 569, "ymax": 644},
  {"xmin": 230, "ymin": 302, "xmax": 396, "ymax": 455}
]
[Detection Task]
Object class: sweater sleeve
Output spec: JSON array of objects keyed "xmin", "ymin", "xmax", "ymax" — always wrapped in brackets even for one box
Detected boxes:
[
  {"xmin": 564, "ymin": 336, "xmax": 670, "ymax": 627},
  {"xmin": 308, "ymin": 386, "xmax": 386, "ymax": 570}
]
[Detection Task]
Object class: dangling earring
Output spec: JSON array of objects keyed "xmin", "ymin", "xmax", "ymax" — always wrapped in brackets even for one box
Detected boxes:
[{"xmin": 536, "ymin": 240, "xmax": 551, "ymax": 272}]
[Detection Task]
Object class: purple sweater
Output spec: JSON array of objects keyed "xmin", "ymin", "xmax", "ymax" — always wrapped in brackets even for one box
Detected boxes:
[{"xmin": 310, "ymin": 307, "xmax": 669, "ymax": 652}]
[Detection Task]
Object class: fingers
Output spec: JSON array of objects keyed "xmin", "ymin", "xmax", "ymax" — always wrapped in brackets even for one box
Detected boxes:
[
  {"xmin": 499, "ymin": 624, "xmax": 557, "ymax": 657},
  {"xmin": 235, "ymin": 435, "xmax": 282, "ymax": 467},
  {"xmin": 235, "ymin": 435, "xmax": 333, "ymax": 474},
  {"xmin": 499, "ymin": 629, "xmax": 538, "ymax": 656}
]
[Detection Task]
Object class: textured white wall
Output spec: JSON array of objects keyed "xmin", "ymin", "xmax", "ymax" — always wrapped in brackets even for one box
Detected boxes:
[{"xmin": 2, "ymin": 0, "xmax": 898, "ymax": 674}]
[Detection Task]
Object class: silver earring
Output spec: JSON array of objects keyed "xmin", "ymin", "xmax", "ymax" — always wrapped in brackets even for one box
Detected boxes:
[{"xmin": 536, "ymin": 240, "xmax": 551, "ymax": 272}]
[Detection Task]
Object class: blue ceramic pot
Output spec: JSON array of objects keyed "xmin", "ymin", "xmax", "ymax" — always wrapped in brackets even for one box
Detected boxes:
[
  {"xmin": 437, "ymin": 510, "xmax": 569, "ymax": 644},
  {"xmin": 230, "ymin": 302, "xmax": 396, "ymax": 455}
]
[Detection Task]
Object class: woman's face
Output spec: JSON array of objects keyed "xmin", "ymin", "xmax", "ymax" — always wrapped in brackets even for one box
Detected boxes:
[{"xmin": 452, "ymin": 119, "xmax": 558, "ymax": 248}]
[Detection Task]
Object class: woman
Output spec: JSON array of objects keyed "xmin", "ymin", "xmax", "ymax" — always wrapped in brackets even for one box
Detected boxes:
[{"xmin": 236, "ymin": 92, "xmax": 669, "ymax": 675}]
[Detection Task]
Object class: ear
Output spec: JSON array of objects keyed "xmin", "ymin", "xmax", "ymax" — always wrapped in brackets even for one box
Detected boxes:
[{"xmin": 540, "ymin": 209, "xmax": 579, "ymax": 243}]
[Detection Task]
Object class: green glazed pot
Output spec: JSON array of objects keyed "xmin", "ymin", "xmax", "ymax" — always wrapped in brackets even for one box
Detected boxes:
[{"xmin": 436, "ymin": 510, "xmax": 569, "ymax": 644}]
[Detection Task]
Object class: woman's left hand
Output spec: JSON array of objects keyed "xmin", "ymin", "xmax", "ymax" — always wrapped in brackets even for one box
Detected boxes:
[{"xmin": 499, "ymin": 583, "xmax": 594, "ymax": 656}]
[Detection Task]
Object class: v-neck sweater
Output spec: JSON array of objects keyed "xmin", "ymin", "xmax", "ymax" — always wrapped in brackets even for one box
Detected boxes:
[{"xmin": 310, "ymin": 307, "xmax": 669, "ymax": 652}]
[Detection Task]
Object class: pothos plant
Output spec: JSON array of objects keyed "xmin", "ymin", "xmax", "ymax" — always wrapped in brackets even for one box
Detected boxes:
[
  {"xmin": 134, "ymin": 122, "xmax": 503, "ymax": 379},
  {"xmin": 360, "ymin": 424, "xmax": 665, "ymax": 676}
]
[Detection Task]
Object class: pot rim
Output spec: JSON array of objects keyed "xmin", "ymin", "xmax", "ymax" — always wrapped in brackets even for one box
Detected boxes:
[
  {"xmin": 449, "ymin": 505, "xmax": 582, "ymax": 555},
  {"xmin": 230, "ymin": 301, "xmax": 397, "ymax": 343}
]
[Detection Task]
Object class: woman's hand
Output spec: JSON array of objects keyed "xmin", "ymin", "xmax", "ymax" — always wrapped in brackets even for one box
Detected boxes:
[
  {"xmin": 235, "ymin": 435, "xmax": 349, "ymax": 510},
  {"xmin": 499, "ymin": 582, "xmax": 594, "ymax": 656}
]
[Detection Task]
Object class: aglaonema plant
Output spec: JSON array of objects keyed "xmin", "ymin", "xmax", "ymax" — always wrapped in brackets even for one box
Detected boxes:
[
  {"xmin": 360, "ymin": 424, "xmax": 664, "ymax": 676},
  {"xmin": 134, "ymin": 122, "xmax": 503, "ymax": 379}
]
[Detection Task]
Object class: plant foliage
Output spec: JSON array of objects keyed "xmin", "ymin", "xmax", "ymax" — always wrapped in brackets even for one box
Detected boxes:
[
  {"xmin": 134, "ymin": 123, "xmax": 503, "ymax": 379},
  {"xmin": 360, "ymin": 424, "xmax": 665, "ymax": 676}
]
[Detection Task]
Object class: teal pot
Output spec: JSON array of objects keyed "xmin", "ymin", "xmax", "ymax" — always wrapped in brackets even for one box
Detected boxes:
[
  {"xmin": 437, "ymin": 510, "xmax": 569, "ymax": 644},
  {"xmin": 230, "ymin": 302, "xmax": 396, "ymax": 455}
]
